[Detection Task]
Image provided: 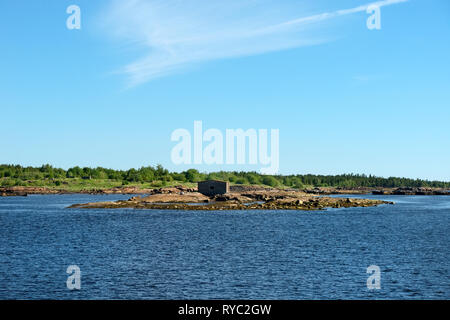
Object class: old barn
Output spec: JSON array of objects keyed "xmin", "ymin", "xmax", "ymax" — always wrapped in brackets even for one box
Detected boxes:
[{"xmin": 198, "ymin": 180, "xmax": 230, "ymax": 196}]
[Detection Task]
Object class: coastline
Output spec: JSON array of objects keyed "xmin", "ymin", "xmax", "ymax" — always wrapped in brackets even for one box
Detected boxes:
[
  {"xmin": 3, "ymin": 185, "xmax": 448, "ymax": 211},
  {"xmin": 0, "ymin": 186, "xmax": 156, "ymax": 197},
  {"xmin": 1, "ymin": 185, "xmax": 448, "ymax": 197}
]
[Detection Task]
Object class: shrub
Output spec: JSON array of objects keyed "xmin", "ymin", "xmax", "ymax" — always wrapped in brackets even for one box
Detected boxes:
[{"xmin": 262, "ymin": 176, "xmax": 278, "ymax": 187}]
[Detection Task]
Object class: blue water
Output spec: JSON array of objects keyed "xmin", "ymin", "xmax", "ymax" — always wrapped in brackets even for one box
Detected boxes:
[{"xmin": 0, "ymin": 194, "xmax": 448, "ymax": 299}]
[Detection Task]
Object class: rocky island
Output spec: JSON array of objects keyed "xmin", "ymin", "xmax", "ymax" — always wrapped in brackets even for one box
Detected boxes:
[{"xmin": 68, "ymin": 185, "xmax": 393, "ymax": 211}]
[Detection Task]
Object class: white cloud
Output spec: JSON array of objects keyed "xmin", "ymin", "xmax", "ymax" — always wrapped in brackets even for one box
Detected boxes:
[{"xmin": 101, "ymin": 0, "xmax": 408, "ymax": 86}]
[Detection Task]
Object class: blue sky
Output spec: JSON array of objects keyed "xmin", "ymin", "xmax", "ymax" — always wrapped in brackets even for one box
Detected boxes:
[{"xmin": 0, "ymin": 0, "xmax": 449, "ymax": 180}]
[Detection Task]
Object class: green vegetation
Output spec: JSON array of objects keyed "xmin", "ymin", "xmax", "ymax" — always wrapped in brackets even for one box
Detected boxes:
[{"xmin": 1, "ymin": 164, "xmax": 449, "ymax": 190}]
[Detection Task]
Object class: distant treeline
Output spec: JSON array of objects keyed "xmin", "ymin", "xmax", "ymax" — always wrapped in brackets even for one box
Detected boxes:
[{"xmin": 0, "ymin": 164, "xmax": 449, "ymax": 189}]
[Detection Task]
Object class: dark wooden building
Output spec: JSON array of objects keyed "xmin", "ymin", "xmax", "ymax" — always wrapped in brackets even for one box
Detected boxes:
[{"xmin": 198, "ymin": 180, "xmax": 230, "ymax": 196}]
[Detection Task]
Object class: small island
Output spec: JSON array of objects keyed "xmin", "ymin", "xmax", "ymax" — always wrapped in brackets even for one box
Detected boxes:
[{"xmin": 69, "ymin": 182, "xmax": 393, "ymax": 211}]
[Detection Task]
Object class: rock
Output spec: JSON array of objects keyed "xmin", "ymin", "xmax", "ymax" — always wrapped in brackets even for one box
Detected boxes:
[
  {"xmin": 68, "ymin": 187, "xmax": 392, "ymax": 211},
  {"xmin": 0, "ymin": 189, "xmax": 28, "ymax": 197}
]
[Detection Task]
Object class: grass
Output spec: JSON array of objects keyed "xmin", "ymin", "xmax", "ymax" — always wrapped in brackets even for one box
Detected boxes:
[{"xmin": 0, "ymin": 177, "xmax": 287, "ymax": 192}]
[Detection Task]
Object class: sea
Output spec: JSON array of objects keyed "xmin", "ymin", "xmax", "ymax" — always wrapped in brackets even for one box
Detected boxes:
[{"xmin": 0, "ymin": 194, "xmax": 448, "ymax": 299}]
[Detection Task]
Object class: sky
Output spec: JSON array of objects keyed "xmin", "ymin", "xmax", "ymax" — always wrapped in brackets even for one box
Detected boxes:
[{"xmin": 0, "ymin": 0, "xmax": 449, "ymax": 181}]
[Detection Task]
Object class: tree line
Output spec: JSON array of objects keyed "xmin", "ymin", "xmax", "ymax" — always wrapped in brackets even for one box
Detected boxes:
[{"xmin": 0, "ymin": 164, "xmax": 449, "ymax": 189}]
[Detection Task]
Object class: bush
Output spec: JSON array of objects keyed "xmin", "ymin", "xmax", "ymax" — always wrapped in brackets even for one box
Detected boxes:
[
  {"xmin": 246, "ymin": 174, "xmax": 261, "ymax": 185},
  {"xmin": 184, "ymin": 169, "xmax": 200, "ymax": 183},
  {"xmin": 262, "ymin": 176, "xmax": 278, "ymax": 187}
]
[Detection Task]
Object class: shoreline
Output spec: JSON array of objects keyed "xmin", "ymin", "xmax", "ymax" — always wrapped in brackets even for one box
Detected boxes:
[
  {"xmin": 68, "ymin": 197, "xmax": 392, "ymax": 211},
  {"xmin": 1, "ymin": 185, "xmax": 449, "ymax": 197},
  {"xmin": 67, "ymin": 187, "xmax": 394, "ymax": 211},
  {"xmin": 1, "ymin": 185, "xmax": 447, "ymax": 211},
  {"xmin": 0, "ymin": 186, "xmax": 156, "ymax": 197}
]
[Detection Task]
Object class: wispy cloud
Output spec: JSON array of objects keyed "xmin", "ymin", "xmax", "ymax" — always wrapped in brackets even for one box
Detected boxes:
[{"xmin": 101, "ymin": 0, "xmax": 408, "ymax": 86}]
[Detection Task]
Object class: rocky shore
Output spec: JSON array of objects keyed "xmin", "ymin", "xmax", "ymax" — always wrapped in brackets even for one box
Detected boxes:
[
  {"xmin": 0, "ymin": 189, "xmax": 28, "ymax": 197},
  {"xmin": 68, "ymin": 186, "xmax": 393, "ymax": 211},
  {"xmin": 371, "ymin": 187, "xmax": 450, "ymax": 195},
  {"xmin": 0, "ymin": 186, "xmax": 156, "ymax": 197},
  {"xmin": 302, "ymin": 186, "xmax": 450, "ymax": 195},
  {"xmin": 2, "ymin": 185, "xmax": 448, "ymax": 198}
]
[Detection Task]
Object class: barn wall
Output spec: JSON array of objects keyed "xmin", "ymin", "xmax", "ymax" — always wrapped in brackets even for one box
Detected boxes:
[{"xmin": 198, "ymin": 181, "xmax": 229, "ymax": 196}]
